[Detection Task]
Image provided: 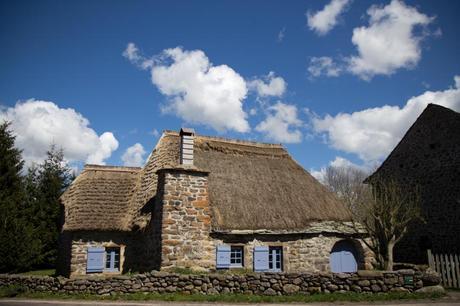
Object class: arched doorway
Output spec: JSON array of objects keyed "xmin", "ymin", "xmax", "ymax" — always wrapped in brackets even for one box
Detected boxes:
[{"xmin": 330, "ymin": 240, "xmax": 360, "ymax": 273}]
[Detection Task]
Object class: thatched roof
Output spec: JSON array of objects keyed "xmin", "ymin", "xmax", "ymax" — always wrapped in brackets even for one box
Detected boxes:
[
  {"xmin": 61, "ymin": 165, "xmax": 141, "ymax": 231},
  {"xmin": 61, "ymin": 131, "xmax": 351, "ymax": 232}
]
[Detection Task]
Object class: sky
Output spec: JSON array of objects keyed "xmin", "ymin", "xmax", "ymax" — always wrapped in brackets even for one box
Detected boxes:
[{"xmin": 1, "ymin": 0, "xmax": 459, "ymax": 178}]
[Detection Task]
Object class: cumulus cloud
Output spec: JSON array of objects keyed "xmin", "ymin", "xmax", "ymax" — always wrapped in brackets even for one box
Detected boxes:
[
  {"xmin": 307, "ymin": 0, "xmax": 351, "ymax": 35},
  {"xmin": 312, "ymin": 76, "xmax": 460, "ymax": 163},
  {"xmin": 121, "ymin": 143, "xmax": 146, "ymax": 167},
  {"xmin": 256, "ymin": 102, "xmax": 303, "ymax": 143},
  {"xmin": 347, "ymin": 0, "xmax": 434, "ymax": 80},
  {"xmin": 308, "ymin": 57, "xmax": 342, "ymax": 78},
  {"xmin": 0, "ymin": 99, "xmax": 119, "ymax": 166},
  {"xmin": 124, "ymin": 44, "xmax": 250, "ymax": 133},
  {"xmin": 248, "ymin": 72, "xmax": 286, "ymax": 98}
]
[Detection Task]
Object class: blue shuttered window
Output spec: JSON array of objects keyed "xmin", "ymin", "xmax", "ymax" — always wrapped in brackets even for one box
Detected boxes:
[
  {"xmin": 253, "ymin": 246, "xmax": 269, "ymax": 272},
  {"xmin": 86, "ymin": 247, "xmax": 105, "ymax": 273},
  {"xmin": 216, "ymin": 245, "xmax": 231, "ymax": 269}
]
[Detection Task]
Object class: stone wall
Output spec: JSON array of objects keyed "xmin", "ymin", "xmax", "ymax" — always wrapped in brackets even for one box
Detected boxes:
[
  {"xmin": 0, "ymin": 269, "xmax": 438, "ymax": 295},
  {"xmin": 157, "ymin": 169, "xmax": 215, "ymax": 271},
  {"xmin": 65, "ymin": 232, "xmax": 134, "ymax": 277},
  {"xmin": 213, "ymin": 235, "xmax": 374, "ymax": 273}
]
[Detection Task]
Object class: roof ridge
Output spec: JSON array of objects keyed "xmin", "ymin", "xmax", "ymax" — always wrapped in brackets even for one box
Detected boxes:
[
  {"xmin": 84, "ymin": 164, "xmax": 142, "ymax": 172},
  {"xmin": 163, "ymin": 130, "xmax": 284, "ymax": 149}
]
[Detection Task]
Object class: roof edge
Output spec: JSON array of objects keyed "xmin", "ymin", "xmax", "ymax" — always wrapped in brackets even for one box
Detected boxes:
[
  {"xmin": 84, "ymin": 164, "xmax": 142, "ymax": 172},
  {"xmin": 163, "ymin": 130, "xmax": 285, "ymax": 149}
]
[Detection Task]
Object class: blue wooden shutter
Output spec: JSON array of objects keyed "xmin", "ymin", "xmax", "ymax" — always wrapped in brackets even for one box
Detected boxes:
[
  {"xmin": 87, "ymin": 247, "xmax": 105, "ymax": 273},
  {"xmin": 216, "ymin": 245, "xmax": 231, "ymax": 269},
  {"xmin": 253, "ymin": 246, "xmax": 269, "ymax": 272}
]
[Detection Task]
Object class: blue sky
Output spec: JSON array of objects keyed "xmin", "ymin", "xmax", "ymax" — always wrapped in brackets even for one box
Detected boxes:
[{"xmin": 1, "ymin": 0, "xmax": 459, "ymax": 176}]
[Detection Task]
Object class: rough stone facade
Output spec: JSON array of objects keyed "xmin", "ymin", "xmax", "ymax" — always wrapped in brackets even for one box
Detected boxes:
[
  {"xmin": 211, "ymin": 235, "xmax": 374, "ymax": 273},
  {"xmin": 65, "ymin": 232, "xmax": 132, "ymax": 277},
  {"xmin": 158, "ymin": 168, "xmax": 215, "ymax": 271},
  {"xmin": 0, "ymin": 269, "xmax": 438, "ymax": 295}
]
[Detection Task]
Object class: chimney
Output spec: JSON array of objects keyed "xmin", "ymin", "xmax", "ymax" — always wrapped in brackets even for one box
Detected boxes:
[{"xmin": 179, "ymin": 128, "xmax": 195, "ymax": 166}]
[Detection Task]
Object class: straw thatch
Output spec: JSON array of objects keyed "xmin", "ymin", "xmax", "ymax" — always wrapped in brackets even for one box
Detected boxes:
[
  {"xmin": 61, "ymin": 165, "xmax": 141, "ymax": 231},
  {"xmin": 192, "ymin": 135, "xmax": 351, "ymax": 231},
  {"xmin": 61, "ymin": 130, "xmax": 351, "ymax": 232}
]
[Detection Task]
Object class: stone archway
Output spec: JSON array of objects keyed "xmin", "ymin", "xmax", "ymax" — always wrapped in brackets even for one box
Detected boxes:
[{"xmin": 330, "ymin": 239, "xmax": 364, "ymax": 273}]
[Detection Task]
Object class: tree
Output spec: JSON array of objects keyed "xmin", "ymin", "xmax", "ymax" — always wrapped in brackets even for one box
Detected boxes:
[
  {"xmin": 30, "ymin": 145, "xmax": 73, "ymax": 267},
  {"xmin": 0, "ymin": 122, "xmax": 41, "ymax": 272},
  {"xmin": 323, "ymin": 165, "xmax": 423, "ymax": 270},
  {"xmin": 355, "ymin": 179, "xmax": 422, "ymax": 270}
]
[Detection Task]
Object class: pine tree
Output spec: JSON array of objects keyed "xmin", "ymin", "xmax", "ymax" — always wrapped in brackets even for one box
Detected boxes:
[
  {"xmin": 32, "ymin": 145, "xmax": 73, "ymax": 267},
  {"xmin": 0, "ymin": 122, "xmax": 40, "ymax": 272}
]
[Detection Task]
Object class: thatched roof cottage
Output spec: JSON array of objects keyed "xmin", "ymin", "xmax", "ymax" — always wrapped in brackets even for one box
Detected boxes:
[{"xmin": 58, "ymin": 129, "xmax": 373, "ymax": 276}]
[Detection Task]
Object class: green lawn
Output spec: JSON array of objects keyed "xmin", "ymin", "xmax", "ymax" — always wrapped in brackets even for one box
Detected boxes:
[
  {"xmin": 18, "ymin": 269, "xmax": 55, "ymax": 276},
  {"xmin": 0, "ymin": 285, "xmax": 445, "ymax": 303}
]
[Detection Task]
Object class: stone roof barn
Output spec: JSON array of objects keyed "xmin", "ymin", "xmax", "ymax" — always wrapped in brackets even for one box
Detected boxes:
[
  {"xmin": 367, "ymin": 104, "xmax": 460, "ymax": 264},
  {"xmin": 58, "ymin": 129, "xmax": 373, "ymax": 276}
]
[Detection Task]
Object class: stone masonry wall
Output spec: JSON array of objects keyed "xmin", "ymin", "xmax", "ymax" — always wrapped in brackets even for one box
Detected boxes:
[
  {"xmin": 158, "ymin": 169, "xmax": 215, "ymax": 271},
  {"xmin": 67, "ymin": 232, "xmax": 132, "ymax": 277},
  {"xmin": 212, "ymin": 235, "xmax": 374, "ymax": 273},
  {"xmin": 0, "ymin": 269, "xmax": 438, "ymax": 295}
]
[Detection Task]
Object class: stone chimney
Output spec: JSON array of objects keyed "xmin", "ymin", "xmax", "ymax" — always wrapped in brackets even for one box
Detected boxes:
[{"xmin": 179, "ymin": 128, "xmax": 195, "ymax": 166}]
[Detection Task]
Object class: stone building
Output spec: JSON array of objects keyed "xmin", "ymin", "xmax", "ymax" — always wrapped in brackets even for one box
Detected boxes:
[
  {"xmin": 58, "ymin": 128, "xmax": 373, "ymax": 277},
  {"xmin": 366, "ymin": 104, "xmax": 460, "ymax": 264}
]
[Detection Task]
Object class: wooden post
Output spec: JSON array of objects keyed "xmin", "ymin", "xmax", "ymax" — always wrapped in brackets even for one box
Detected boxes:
[
  {"xmin": 435, "ymin": 253, "xmax": 443, "ymax": 287},
  {"xmin": 427, "ymin": 249, "xmax": 434, "ymax": 269},
  {"xmin": 446, "ymin": 254, "xmax": 452, "ymax": 288},
  {"xmin": 455, "ymin": 254, "xmax": 460, "ymax": 289},
  {"xmin": 450, "ymin": 254, "xmax": 457, "ymax": 289}
]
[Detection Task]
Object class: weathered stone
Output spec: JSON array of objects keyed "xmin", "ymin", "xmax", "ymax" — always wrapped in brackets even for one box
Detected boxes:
[
  {"xmin": 415, "ymin": 285, "xmax": 445, "ymax": 294},
  {"xmin": 421, "ymin": 269, "xmax": 441, "ymax": 286},
  {"xmin": 357, "ymin": 280, "xmax": 370, "ymax": 287},
  {"xmin": 283, "ymin": 284, "xmax": 300, "ymax": 294},
  {"xmin": 263, "ymin": 288, "xmax": 277, "ymax": 296}
]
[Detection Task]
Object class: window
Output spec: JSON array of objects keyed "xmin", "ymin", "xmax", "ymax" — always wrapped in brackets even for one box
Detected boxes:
[
  {"xmin": 216, "ymin": 245, "xmax": 244, "ymax": 269},
  {"xmin": 268, "ymin": 246, "xmax": 282, "ymax": 272},
  {"xmin": 230, "ymin": 246, "xmax": 244, "ymax": 267},
  {"xmin": 105, "ymin": 247, "xmax": 120, "ymax": 272}
]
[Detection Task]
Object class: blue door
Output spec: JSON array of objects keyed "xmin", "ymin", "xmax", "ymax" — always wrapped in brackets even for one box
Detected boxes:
[{"xmin": 330, "ymin": 240, "xmax": 358, "ymax": 273}]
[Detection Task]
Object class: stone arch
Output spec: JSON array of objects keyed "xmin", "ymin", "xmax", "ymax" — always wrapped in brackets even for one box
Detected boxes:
[{"xmin": 330, "ymin": 239, "xmax": 365, "ymax": 273}]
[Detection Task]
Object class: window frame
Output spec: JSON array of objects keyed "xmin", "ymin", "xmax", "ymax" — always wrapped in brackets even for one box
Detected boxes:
[
  {"xmin": 268, "ymin": 246, "xmax": 283, "ymax": 272},
  {"xmin": 229, "ymin": 246, "xmax": 244, "ymax": 268},
  {"xmin": 104, "ymin": 247, "xmax": 120, "ymax": 272}
]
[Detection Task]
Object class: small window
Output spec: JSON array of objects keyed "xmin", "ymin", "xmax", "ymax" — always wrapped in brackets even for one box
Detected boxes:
[
  {"xmin": 230, "ymin": 246, "xmax": 244, "ymax": 267},
  {"xmin": 268, "ymin": 246, "xmax": 282, "ymax": 272},
  {"xmin": 105, "ymin": 247, "xmax": 120, "ymax": 272}
]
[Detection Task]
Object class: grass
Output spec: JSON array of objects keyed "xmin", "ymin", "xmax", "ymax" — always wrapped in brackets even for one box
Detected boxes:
[
  {"xmin": 18, "ymin": 269, "xmax": 55, "ymax": 276},
  {"xmin": 1, "ymin": 288, "xmax": 445, "ymax": 303}
]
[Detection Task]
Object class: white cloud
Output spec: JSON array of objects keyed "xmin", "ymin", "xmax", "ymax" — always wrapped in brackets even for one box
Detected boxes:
[
  {"xmin": 312, "ymin": 76, "xmax": 460, "ymax": 163},
  {"xmin": 125, "ymin": 44, "xmax": 250, "ymax": 133},
  {"xmin": 256, "ymin": 102, "xmax": 303, "ymax": 143},
  {"xmin": 308, "ymin": 56, "xmax": 342, "ymax": 78},
  {"xmin": 121, "ymin": 143, "xmax": 146, "ymax": 167},
  {"xmin": 248, "ymin": 72, "xmax": 286, "ymax": 98},
  {"xmin": 122, "ymin": 42, "xmax": 153, "ymax": 70},
  {"xmin": 0, "ymin": 99, "xmax": 119, "ymax": 166},
  {"xmin": 277, "ymin": 27, "xmax": 286, "ymax": 42},
  {"xmin": 86, "ymin": 132, "xmax": 119, "ymax": 165},
  {"xmin": 307, "ymin": 0, "xmax": 351, "ymax": 35},
  {"xmin": 347, "ymin": 0, "xmax": 433, "ymax": 80},
  {"xmin": 149, "ymin": 128, "xmax": 160, "ymax": 137}
]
